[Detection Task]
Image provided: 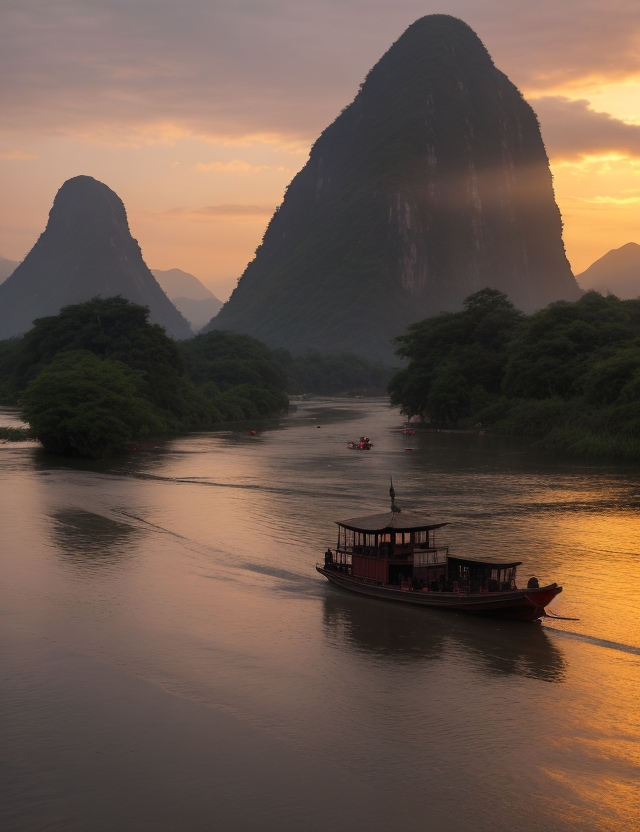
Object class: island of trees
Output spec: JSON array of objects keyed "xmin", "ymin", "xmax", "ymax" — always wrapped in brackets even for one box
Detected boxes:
[{"xmin": 388, "ymin": 289, "xmax": 640, "ymax": 461}]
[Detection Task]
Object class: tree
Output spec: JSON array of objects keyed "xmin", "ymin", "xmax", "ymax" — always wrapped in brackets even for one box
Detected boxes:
[
  {"xmin": 21, "ymin": 351, "xmax": 159, "ymax": 458},
  {"xmin": 7, "ymin": 296, "xmax": 228, "ymax": 432},
  {"xmin": 388, "ymin": 288, "xmax": 523, "ymax": 424},
  {"xmin": 502, "ymin": 293, "xmax": 640, "ymax": 399},
  {"xmin": 178, "ymin": 330, "xmax": 289, "ymax": 416},
  {"xmin": 5, "ymin": 299, "xmax": 293, "ymax": 458}
]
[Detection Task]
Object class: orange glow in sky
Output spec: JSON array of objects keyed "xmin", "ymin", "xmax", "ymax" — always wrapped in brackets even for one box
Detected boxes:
[{"xmin": 1, "ymin": 2, "xmax": 639, "ymax": 299}]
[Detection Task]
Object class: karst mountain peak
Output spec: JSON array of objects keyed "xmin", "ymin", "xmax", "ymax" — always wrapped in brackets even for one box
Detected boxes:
[
  {"xmin": 205, "ymin": 14, "xmax": 580, "ymax": 362},
  {"xmin": 0, "ymin": 175, "xmax": 193, "ymax": 341}
]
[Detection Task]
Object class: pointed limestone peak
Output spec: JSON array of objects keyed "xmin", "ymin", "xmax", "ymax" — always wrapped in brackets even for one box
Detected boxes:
[
  {"xmin": 0, "ymin": 176, "xmax": 193, "ymax": 340},
  {"xmin": 207, "ymin": 15, "xmax": 581, "ymax": 362}
]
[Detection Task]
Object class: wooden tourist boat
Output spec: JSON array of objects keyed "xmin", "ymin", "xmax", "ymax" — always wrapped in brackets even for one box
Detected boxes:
[{"xmin": 317, "ymin": 489, "xmax": 562, "ymax": 622}]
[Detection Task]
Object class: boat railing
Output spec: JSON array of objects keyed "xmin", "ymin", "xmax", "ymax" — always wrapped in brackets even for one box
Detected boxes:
[
  {"xmin": 330, "ymin": 550, "xmax": 352, "ymax": 566},
  {"xmin": 339, "ymin": 545, "xmax": 382, "ymax": 558},
  {"xmin": 413, "ymin": 547, "xmax": 448, "ymax": 566}
]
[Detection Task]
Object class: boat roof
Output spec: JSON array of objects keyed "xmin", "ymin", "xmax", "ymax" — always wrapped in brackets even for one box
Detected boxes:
[
  {"xmin": 448, "ymin": 555, "xmax": 523, "ymax": 569},
  {"xmin": 337, "ymin": 510, "xmax": 448, "ymax": 533}
]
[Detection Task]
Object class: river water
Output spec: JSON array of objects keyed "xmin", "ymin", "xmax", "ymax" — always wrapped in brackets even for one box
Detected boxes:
[{"xmin": 1, "ymin": 399, "xmax": 638, "ymax": 832}]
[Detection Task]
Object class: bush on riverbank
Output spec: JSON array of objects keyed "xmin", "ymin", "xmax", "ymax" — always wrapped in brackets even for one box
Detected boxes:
[
  {"xmin": 0, "ymin": 425, "xmax": 32, "ymax": 441},
  {"xmin": 389, "ymin": 289, "xmax": 640, "ymax": 461}
]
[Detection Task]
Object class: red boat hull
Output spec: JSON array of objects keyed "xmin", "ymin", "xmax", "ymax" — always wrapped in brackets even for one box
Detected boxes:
[{"xmin": 316, "ymin": 566, "xmax": 562, "ymax": 621}]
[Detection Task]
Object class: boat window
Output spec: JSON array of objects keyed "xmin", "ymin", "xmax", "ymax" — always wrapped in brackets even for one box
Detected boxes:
[
  {"xmin": 417, "ymin": 530, "xmax": 427, "ymax": 544},
  {"xmin": 345, "ymin": 529, "xmax": 354, "ymax": 548},
  {"xmin": 381, "ymin": 533, "xmax": 391, "ymax": 543},
  {"xmin": 491, "ymin": 569, "xmax": 498, "ymax": 580},
  {"xmin": 395, "ymin": 533, "xmax": 403, "ymax": 545},
  {"xmin": 366, "ymin": 534, "xmax": 376, "ymax": 547}
]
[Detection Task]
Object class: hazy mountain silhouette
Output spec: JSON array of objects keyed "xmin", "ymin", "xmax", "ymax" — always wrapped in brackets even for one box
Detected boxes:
[
  {"xmin": 0, "ymin": 257, "xmax": 19, "ymax": 284},
  {"xmin": 0, "ymin": 177, "xmax": 193, "ymax": 340},
  {"xmin": 151, "ymin": 268, "xmax": 218, "ymax": 302},
  {"xmin": 206, "ymin": 14, "xmax": 581, "ymax": 362},
  {"xmin": 576, "ymin": 243, "xmax": 640, "ymax": 299},
  {"xmin": 152, "ymin": 268, "xmax": 223, "ymax": 331}
]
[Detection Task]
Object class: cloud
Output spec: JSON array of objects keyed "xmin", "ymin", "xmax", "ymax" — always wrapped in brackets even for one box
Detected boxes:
[
  {"xmin": 194, "ymin": 160, "xmax": 269, "ymax": 174},
  {"xmin": 0, "ymin": 150, "xmax": 39, "ymax": 160},
  {"xmin": 533, "ymin": 97, "xmax": 640, "ymax": 160},
  {"xmin": 572, "ymin": 195, "xmax": 640, "ymax": 205},
  {"xmin": 2, "ymin": 1, "xmax": 639, "ymax": 146}
]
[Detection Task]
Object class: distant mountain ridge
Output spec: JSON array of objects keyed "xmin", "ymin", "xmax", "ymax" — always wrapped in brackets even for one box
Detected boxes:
[
  {"xmin": 0, "ymin": 257, "xmax": 19, "ymax": 284},
  {"xmin": 151, "ymin": 268, "xmax": 218, "ymax": 302},
  {"xmin": 0, "ymin": 176, "xmax": 193, "ymax": 340},
  {"xmin": 152, "ymin": 268, "xmax": 223, "ymax": 331},
  {"xmin": 206, "ymin": 14, "xmax": 580, "ymax": 362},
  {"xmin": 576, "ymin": 243, "xmax": 640, "ymax": 299}
]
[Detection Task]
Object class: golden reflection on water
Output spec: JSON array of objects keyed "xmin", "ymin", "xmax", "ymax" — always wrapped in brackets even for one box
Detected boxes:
[{"xmin": 1, "ymin": 400, "xmax": 639, "ymax": 832}]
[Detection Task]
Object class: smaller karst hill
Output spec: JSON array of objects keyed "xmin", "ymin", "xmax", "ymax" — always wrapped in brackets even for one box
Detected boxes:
[
  {"xmin": 152, "ymin": 268, "xmax": 223, "ymax": 331},
  {"xmin": 0, "ymin": 257, "xmax": 19, "ymax": 284},
  {"xmin": 206, "ymin": 14, "xmax": 581, "ymax": 362},
  {"xmin": 576, "ymin": 243, "xmax": 640, "ymax": 300},
  {"xmin": 0, "ymin": 176, "xmax": 192, "ymax": 340}
]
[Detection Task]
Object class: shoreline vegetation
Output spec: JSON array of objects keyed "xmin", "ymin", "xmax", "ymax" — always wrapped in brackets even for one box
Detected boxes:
[
  {"xmin": 0, "ymin": 426, "xmax": 33, "ymax": 441},
  {"xmin": 388, "ymin": 288, "xmax": 640, "ymax": 462},
  {"xmin": 0, "ymin": 298, "xmax": 290, "ymax": 458},
  {"xmin": 0, "ymin": 297, "xmax": 392, "ymax": 458},
  {"xmin": 2, "ymin": 291, "xmax": 638, "ymax": 462}
]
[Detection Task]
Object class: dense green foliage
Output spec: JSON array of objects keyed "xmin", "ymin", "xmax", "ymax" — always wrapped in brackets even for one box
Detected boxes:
[
  {"xmin": 10, "ymin": 297, "xmax": 194, "ymax": 425},
  {"xmin": 0, "ymin": 426, "xmax": 32, "ymax": 441},
  {"xmin": 274, "ymin": 350, "xmax": 393, "ymax": 396},
  {"xmin": 0, "ymin": 298, "xmax": 289, "ymax": 457},
  {"xmin": 21, "ymin": 352, "xmax": 160, "ymax": 458},
  {"xmin": 178, "ymin": 331, "xmax": 290, "ymax": 420},
  {"xmin": 389, "ymin": 289, "xmax": 640, "ymax": 460},
  {"xmin": 0, "ymin": 338, "xmax": 22, "ymax": 403},
  {"xmin": 389, "ymin": 289, "xmax": 523, "ymax": 424}
]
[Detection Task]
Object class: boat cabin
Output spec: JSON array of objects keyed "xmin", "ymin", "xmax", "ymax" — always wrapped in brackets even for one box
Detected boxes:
[{"xmin": 326, "ymin": 510, "xmax": 522, "ymax": 592}]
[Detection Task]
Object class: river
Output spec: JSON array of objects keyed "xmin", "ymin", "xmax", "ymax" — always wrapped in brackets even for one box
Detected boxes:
[{"xmin": 1, "ymin": 399, "xmax": 638, "ymax": 832}]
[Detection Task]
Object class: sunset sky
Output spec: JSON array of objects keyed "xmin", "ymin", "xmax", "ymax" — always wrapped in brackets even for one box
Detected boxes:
[{"xmin": 1, "ymin": 0, "xmax": 639, "ymax": 300}]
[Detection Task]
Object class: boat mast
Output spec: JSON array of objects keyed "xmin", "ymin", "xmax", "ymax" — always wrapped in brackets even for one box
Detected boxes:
[{"xmin": 390, "ymin": 477, "xmax": 401, "ymax": 513}]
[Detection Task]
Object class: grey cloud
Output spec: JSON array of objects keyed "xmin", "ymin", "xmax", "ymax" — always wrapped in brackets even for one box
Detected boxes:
[
  {"xmin": 534, "ymin": 97, "xmax": 640, "ymax": 159},
  {"xmin": 2, "ymin": 1, "xmax": 640, "ymax": 143}
]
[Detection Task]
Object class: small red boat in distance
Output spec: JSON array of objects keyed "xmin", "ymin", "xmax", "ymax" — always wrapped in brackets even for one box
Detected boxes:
[
  {"xmin": 317, "ymin": 485, "xmax": 562, "ymax": 622},
  {"xmin": 348, "ymin": 437, "xmax": 373, "ymax": 450}
]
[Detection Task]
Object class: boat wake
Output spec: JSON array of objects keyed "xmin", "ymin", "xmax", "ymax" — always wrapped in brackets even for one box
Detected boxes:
[{"xmin": 543, "ymin": 626, "xmax": 640, "ymax": 656}]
